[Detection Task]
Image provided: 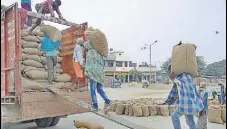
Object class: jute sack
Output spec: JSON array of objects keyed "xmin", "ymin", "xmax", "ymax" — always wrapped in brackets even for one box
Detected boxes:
[
  {"xmin": 156, "ymin": 105, "xmax": 162, "ymax": 115},
  {"xmin": 208, "ymin": 105, "xmax": 223, "ymax": 124},
  {"xmin": 171, "ymin": 42, "xmax": 198, "ymax": 77},
  {"xmin": 22, "ymin": 35, "xmax": 40, "ymax": 42},
  {"xmin": 53, "ymin": 82, "xmax": 65, "ymax": 89},
  {"xmin": 56, "ymin": 68, "xmax": 63, "ymax": 74},
  {"xmin": 33, "ymin": 79, "xmax": 48, "ymax": 83},
  {"xmin": 22, "ymin": 42, "xmax": 39, "ymax": 48},
  {"xmin": 221, "ymin": 105, "xmax": 226, "ymax": 123},
  {"xmin": 21, "ymin": 30, "xmax": 29, "ymax": 37},
  {"xmin": 57, "ymin": 56, "xmax": 63, "ymax": 63},
  {"xmin": 159, "ymin": 105, "xmax": 170, "ymax": 116},
  {"xmin": 110, "ymin": 102, "xmax": 118, "ymax": 112},
  {"xmin": 194, "ymin": 77, "xmax": 201, "ymax": 86},
  {"xmin": 141, "ymin": 105, "xmax": 149, "ymax": 117},
  {"xmin": 21, "ymin": 39, "xmax": 27, "ymax": 45},
  {"xmin": 22, "ymin": 77, "xmax": 45, "ymax": 90},
  {"xmin": 26, "ymin": 55, "xmax": 42, "ymax": 63},
  {"xmin": 23, "ymin": 48, "xmax": 43, "ymax": 56},
  {"xmin": 40, "ymin": 56, "xmax": 47, "ymax": 64},
  {"xmin": 73, "ymin": 120, "xmax": 104, "ymax": 129},
  {"xmin": 22, "ymin": 53, "xmax": 27, "ymax": 61},
  {"xmin": 22, "ymin": 66, "xmax": 38, "ymax": 73},
  {"xmin": 23, "ymin": 60, "xmax": 43, "ymax": 68},
  {"xmin": 168, "ymin": 105, "xmax": 177, "ymax": 115},
  {"xmin": 132, "ymin": 105, "xmax": 143, "ymax": 117},
  {"xmin": 116, "ymin": 104, "xmax": 125, "ymax": 115},
  {"xmin": 21, "ymin": 65, "xmax": 26, "ymax": 71},
  {"xmin": 54, "ymin": 74, "xmax": 71, "ymax": 82},
  {"xmin": 25, "ymin": 70, "xmax": 48, "ymax": 80},
  {"xmin": 37, "ymin": 36, "xmax": 44, "ymax": 41},
  {"xmin": 148, "ymin": 105, "xmax": 158, "ymax": 116},
  {"xmin": 87, "ymin": 29, "xmax": 108, "ymax": 57},
  {"xmin": 124, "ymin": 104, "xmax": 129, "ymax": 115},
  {"xmin": 40, "ymin": 25, "xmax": 62, "ymax": 42},
  {"xmin": 128, "ymin": 104, "xmax": 134, "ymax": 116},
  {"xmin": 30, "ymin": 30, "xmax": 45, "ymax": 37}
]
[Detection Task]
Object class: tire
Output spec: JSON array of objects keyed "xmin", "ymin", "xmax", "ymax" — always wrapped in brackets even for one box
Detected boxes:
[
  {"xmin": 50, "ymin": 117, "xmax": 60, "ymax": 126},
  {"xmin": 35, "ymin": 117, "xmax": 53, "ymax": 128}
]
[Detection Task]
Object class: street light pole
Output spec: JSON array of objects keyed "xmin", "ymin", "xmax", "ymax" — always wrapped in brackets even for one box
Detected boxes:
[{"xmin": 143, "ymin": 40, "xmax": 158, "ymax": 83}]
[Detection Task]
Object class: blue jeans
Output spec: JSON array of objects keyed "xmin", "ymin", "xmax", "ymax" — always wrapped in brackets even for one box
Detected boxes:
[
  {"xmin": 171, "ymin": 107, "xmax": 196, "ymax": 129},
  {"xmin": 89, "ymin": 79, "xmax": 110, "ymax": 108}
]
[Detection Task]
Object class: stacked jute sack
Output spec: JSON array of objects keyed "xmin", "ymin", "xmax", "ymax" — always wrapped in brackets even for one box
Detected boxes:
[
  {"xmin": 208, "ymin": 100, "xmax": 226, "ymax": 124},
  {"xmin": 109, "ymin": 98, "xmax": 177, "ymax": 117},
  {"xmin": 21, "ymin": 20, "xmax": 72, "ymax": 90},
  {"xmin": 73, "ymin": 120, "xmax": 104, "ymax": 129}
]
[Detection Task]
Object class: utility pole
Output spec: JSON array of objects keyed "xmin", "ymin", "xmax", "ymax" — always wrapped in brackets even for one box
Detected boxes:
[{"xmin": 142, "ymin": 40, "xmax": 158, "ymax": 83}]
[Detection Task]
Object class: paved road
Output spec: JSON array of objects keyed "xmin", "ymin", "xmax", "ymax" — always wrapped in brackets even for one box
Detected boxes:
[{"xmin": 5, "ymin": 86, "xmax": 227, "ymax": 129}]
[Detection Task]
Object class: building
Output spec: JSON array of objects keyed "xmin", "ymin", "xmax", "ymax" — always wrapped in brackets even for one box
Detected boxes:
[{"xmin": 104, "ymin": 50, "xmax": 158, "ymax": 82}]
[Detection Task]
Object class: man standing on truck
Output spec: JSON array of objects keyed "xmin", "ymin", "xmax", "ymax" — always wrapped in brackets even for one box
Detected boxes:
[
  {"xmin": 159, "ymin": 63, "xmax": 204, "ymax": 129},
  {"xmin": 40, "ymin": 31, "xmax": 61, "ymax": 86},
  {"xmin": 73, "ymin": 38, "xmax": 85, "ymax": 90},
  {"xmin": 21, "ymin": 0, "xmax": 32, "ymax": 27}
]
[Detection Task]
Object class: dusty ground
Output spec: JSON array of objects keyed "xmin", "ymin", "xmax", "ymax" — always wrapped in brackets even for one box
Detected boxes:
[{"xmin": 6, "ymin": 83, "xmax": 226, "ymax": 129}]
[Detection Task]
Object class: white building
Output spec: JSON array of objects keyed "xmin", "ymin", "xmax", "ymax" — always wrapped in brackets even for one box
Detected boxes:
[{"xmin": 104, "ymin": 50, "xmax": 158, "ymax": 82}]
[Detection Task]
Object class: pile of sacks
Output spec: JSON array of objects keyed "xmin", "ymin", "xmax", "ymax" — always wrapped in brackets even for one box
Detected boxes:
[
  {"xmin": 21, "ymin": 20, "xmax": 72, "ymax": 90},
  {"xmin": 109, "ymin": 98, "xmax": 176, "ymax": 117},
  {"xmin": 208, "ymin": 100, "xmax": 226, "ymax": 124}
]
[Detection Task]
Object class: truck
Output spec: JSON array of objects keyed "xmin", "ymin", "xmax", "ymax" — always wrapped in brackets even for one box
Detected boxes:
[
  {"xmin": 1, "ymin": 3, "xmax": 91, "ymax": 128},
  {"xmin": 1, "ymin": 3, "xmax": 148, "ymax": 129}
]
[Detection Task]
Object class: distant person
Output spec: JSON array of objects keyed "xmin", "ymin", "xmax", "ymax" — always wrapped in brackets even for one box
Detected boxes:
[
  {"xmin": 30, "ymin": 0, "xmax": 64, "ymax": 32},
  {"xmin": 21, "ymin": 0, "xmax": 32, "ymax": 27},
  {"xmin": 73, "ymin": 38, "xmax": 85, "ymax": 90},
  {"xmin": 197, "ymin": 83, "xmax": 208, "ymax": 129},
  {"xmin": 217, "ymin": 80, "xmax": 226, "ymax": 105},
  {"xmin": 83, "ymin": 40, "xmax": 111, "ymax": 113},
  {"xmin": 159, "ymin": 63, "xmax": 204, "ymax": 129}
]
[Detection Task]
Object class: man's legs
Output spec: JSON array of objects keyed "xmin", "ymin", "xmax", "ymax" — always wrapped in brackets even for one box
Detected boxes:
[
  {"xmin": 171, "ymin": 107, "xmax": 183, "ymax": 129},
  {"xmin": 185, "ymin": 114, "xmax": 197, "ymax": 129},
  {"xmin": 97, "ymin": 83, "xmax": 111, "ymax": 105},
  {"xmin": 46, "ymin": 56, "xmax": 54, "ymax": 85},
  {"xmin": 52, "ymin": 56, "xmax": 57, "ymax": 79},
  {"xmin": 89, "ymin": 79, "xmax": 98, "ymax": 110}
]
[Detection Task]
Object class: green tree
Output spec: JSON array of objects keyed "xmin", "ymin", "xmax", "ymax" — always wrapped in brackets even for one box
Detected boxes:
[
  {"xmin": 196, "ymin": 57, "xmax": 207, "ymax": 76},
  {"xmin": 129, "ymin": 69, "xmax": 144, "ymax": 82},
  {"xmin": 201, "ymin": 59, "xmax": 226, "ymax": 77}
]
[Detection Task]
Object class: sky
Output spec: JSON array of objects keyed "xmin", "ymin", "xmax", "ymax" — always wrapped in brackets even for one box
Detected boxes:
[{"xmin": 2, "ymin": 0, "xmax": 226, "ymax": 68}]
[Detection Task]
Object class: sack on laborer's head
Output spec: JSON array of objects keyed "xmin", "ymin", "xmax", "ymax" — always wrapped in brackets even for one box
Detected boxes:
[
  {"xmin": 40, "ymin": 25, "xmax": 62, "ymax": 42},
  {"xmin": 87, "ymin": 29, "xmax": 108, "ymax": 57},
  {"xmin": 171, "ymin": 42, "xmax": 198, "ymax": 77},
  {"xmin": 208, "ymin": 105, "xmax": 223, "ymax": 124}
]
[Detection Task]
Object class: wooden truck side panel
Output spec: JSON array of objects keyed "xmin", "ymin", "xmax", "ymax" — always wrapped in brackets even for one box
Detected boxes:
[{"xmin": 21, "ymin": 91, "xmax": 91, "ymax": 121}]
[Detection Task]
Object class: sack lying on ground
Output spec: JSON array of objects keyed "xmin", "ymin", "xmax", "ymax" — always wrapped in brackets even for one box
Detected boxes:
[
  {"xmin": 171, "ymin": 42, "xmax": 198, "ymax": 77},
  {"xmin": 124, "ymin": 104, "xmax": 129, "ymax": 115},
  {"xmin": 22, "ymin": 66, "xmax": 38, "ymax": 73},
  {"xmin": 148, "ymin": 105, "xmax": 158, "ymax": 116},
  {"xmin": 87, "ymin": 29, "xmax": 108, "ymax": 57},
  {"xmin": 128, "ymin": 104, "xmax": 134, "ymax": 116},
  {"xmin": 141, "ymin": 105, "xmax": 149, "ymax": 117},
  {"xmin": 116, "ymin": 104, "xmax": 125, "ymax": 115},
  {"xmin": 21, "ymin": 39, "xmax": 27, "ymax": 45},
  {"xmin": 221, "ymin": 105, "xmax": 226, "ymax": 123},
  {"xmin": 159, "ymin": 105, "xmax": 170, "ymax": 116},
  {"xmin": 208, "ymin": 105, "xmax": 223, "ymax": 124},
  {"xmin": 73, "ymin": 120, "xmax": 104, "ymax": 129},
  {"xmin": 110, "ymin": 102, "xmax": 117, "ymax": 112},
  {"xmin": 132, "ymin": 105, "xmax": 143, "ymax": 117},
  {"xmin": 25, "ymin": 70, "xmax": 48, "ymax": 80}
]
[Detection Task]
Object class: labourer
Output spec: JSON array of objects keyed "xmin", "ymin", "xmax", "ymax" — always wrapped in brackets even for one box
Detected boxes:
[
  {"xmin": 40, "ymin": 29, "xmax": 61, "ymax": 86},
  {"xmin": 197, "ymin": 83, "xmax": 208, "ymax": 129},
  {"xmin": 159, "ymin": 63, "xmax": 204, "ymax": 129},
  {"xmin": 217, "ymin": 80, "xmax": 226, "ymax": 105},
  {"xmin": 21, "ymin": 0, "xmax": 32, "ymax": 27},
  {"xmin": 73, "ymin": 38, "xmax": 85, "ymax": 90},
  {"xmin": 30, "ymin": 0, "xmax": 63, "ymax": 32},
  {"xmin": 83, "ymin": 39, "xmax": 111, "ymax": 113}
]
